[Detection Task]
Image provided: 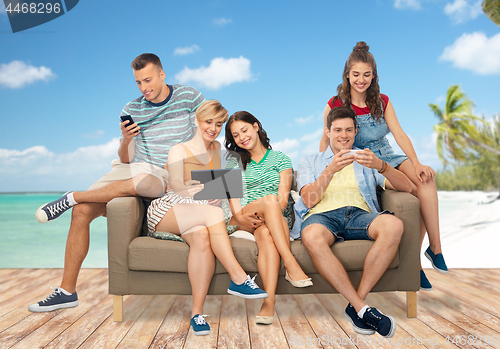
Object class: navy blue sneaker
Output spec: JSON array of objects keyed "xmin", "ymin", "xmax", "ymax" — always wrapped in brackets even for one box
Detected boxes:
[
  {"xmin": 425, "ymin": 247, "xmax": 448, "ymax": 273},
  {"xmin": 344, "ymin": 304, "xmax": 375, "ymax": 335},
  {"xmin": 227, "ymin": 275, "xmax": 268, "ymax": 299},
  {"xmin": 28, "ymin": 287, "xmax": 78, "ymax": 312},
  {"xmin": 190, "ymin": 314, "xmax": 210, "ymax": 336},
  {"xmin": 36, "ymin": 191, "xmax": 74, "ymax": 223},
  {"xmin": 362, "ymin": 307, "xmax": 396, "ymax": 338},
  {"xmin": 420, "ymin": 270, "xmax": 432, "ymax": 291}
]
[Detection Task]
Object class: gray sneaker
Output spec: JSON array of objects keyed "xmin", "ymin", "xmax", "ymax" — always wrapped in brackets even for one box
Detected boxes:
[
  {"xmin": 28, "ymin": 287, "xmax": 78, "ymax": 312},
  {"xmin": 35, "ymin": 191, "xmax": 74, "ymax": 223}
]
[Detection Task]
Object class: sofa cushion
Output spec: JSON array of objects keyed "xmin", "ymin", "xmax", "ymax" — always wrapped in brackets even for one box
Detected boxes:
[
  {"xmin": 128, "ymin": 236, "xmax": 399, "ymax": 275},
  {"xmin": 128, "ymin": 236, "xmax": 260, "ymax": 274},
  {"xmin": 290, "ymin": 240, "xmax": 400, "ymax": 273}
]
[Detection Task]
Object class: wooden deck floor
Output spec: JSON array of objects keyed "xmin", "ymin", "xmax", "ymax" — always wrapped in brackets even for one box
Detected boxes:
[{"xmin": 0, "ymin": 268, "xmax": 499, "ymax": 348}]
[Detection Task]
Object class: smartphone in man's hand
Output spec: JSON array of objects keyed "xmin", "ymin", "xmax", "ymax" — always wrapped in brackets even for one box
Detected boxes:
[{"xmin": 120, "ymin": 115, "xmax": 139, "ymax": 134}]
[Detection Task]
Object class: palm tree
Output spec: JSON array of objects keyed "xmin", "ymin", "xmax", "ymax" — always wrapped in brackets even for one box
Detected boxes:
[
  {"xmin": 430, "ymin": 84, "xmax": 500, "ymax": 166},
  {"xmin": 483, "ymin": 0, "xmax": 500, "ymax": 26}
]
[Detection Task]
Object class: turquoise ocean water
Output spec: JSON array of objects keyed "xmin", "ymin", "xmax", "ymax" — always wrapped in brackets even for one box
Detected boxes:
[
  {"xmin": 0, "ymin": 191, "xmax": 482, "ymax": 268},
  {"xmin": 0, "ymin": 193, "xmax": 108, "ymax": 268}
]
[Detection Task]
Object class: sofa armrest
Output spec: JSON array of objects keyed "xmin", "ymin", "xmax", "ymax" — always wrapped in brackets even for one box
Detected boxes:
[
  {"xmin": 107, "ymin": 196, "xmax": 145, "ymax": 295},
  {"xmin": 380, "ymin": 189, "xmax": 420, "ymax": 291}
]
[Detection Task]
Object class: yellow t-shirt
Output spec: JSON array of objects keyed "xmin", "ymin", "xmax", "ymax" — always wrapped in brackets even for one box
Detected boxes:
[{"xmin": 304, "ymin": 164, "xmax": 373, "ymax": 220}]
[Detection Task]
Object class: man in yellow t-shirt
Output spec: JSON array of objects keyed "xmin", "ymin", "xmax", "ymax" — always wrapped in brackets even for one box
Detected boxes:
[{"xmin": 294, "ymin": 107, "xmax": 413, "ymax": 338}]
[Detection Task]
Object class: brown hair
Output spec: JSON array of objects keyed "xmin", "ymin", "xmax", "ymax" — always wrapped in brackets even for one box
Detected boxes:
[
  {"xmin": 326, "ymin": 106, "xmax": 357, "ymax": 130},
  {"xmin": 196, "ymin": 100, "xmax": 228, "ymax": 123},
  {"xmin": 131, "ymin": 53, "xmax": 163, "ymax": 71},
  {"xmin": 224, "ymin": 111, "xmax": 271, "ymax": 170},
  {"xmin": 334, "ymin": 41, "xmax": 385, "ymax": 121}
]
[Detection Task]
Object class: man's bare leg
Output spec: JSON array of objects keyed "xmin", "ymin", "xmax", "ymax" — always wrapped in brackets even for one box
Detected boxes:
[
  {"xmin": 60, "ymin": 202, "xmax": 107, "ymax": 293},
  {"xmin": 356, "ymin": 214, "xmax": 403, "ymax": 301},
  {"xmin": 301, "ymin": 224, "xmax": 366, "ymax": 311}
]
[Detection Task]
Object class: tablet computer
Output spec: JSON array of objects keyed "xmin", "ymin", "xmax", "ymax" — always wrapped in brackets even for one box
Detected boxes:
[{"xmin": 191, "ymin": 169, "xmax": 243, "ymax": 200}]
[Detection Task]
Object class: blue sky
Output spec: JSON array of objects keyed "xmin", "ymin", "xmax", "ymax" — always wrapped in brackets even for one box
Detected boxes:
[{"xmin": 1, "ymin": 0, "xmax": 499, "ymax": 192}]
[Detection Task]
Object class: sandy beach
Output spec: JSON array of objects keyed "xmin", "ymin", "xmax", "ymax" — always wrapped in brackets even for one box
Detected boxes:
[{"xmin": 421, "ymin": 191, "xmax": 500, "ymax": 269}]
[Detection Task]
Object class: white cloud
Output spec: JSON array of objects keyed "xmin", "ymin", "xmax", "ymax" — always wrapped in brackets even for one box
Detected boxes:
[
  {"xmin": 440, "ymin": 32, "xmax": 500, "ymax": 75},
  {"xmin": 444, "ymin": 0, "xmax": 482, "ymax": 24},
  {"xmin": 175, "ymin": 56, "xmax": 253, "ymax": 90},
  {"xmin": 272, "ymin": 138, "xmax": 301, "ymax": 161},
  {"xmin": 82, "ymin": 130, "xmax": 105, "ymax": 139},
  {"xmin": 0, "ymin": 61, "xmax": 56, "ymax": 89},
  {"xmin": 0, "ymin": 138, "xmax": 120, "ymax": 191},
  {"xmin": 213, "ymin": 17, "xmax": 232, "ymax": 26},
  {"xmin": 174, "ymin": 45, "xmax": 200, "ymax": 56},
  {"xmin": 394, "ymin": 0, "xmax": 421, "ymax": 10},
  {"xmin": 294, "ymin": 114, "xmax": 317, "ymax": 126}
]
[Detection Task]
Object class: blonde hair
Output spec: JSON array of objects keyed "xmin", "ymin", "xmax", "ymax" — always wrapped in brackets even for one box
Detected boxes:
[{"xmin": 195, "ymin": 100, "xmax": 228, "ymax": 123}]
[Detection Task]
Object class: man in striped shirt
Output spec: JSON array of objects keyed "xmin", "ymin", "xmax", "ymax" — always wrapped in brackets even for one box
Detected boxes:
[{"xmin": 30, "ymin": 53, "xmax": 204, "ymax": 312}]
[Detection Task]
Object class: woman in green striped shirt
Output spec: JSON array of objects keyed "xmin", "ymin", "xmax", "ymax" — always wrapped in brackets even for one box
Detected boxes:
[{"xmin": 225, "ymin": 111, "xmax": 312, "ymax": 324}]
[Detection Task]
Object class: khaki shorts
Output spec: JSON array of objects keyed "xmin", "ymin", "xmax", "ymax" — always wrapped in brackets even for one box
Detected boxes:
[{"xmin": 88, "ymin": 160, "xmax": 168, "ymax": 192}]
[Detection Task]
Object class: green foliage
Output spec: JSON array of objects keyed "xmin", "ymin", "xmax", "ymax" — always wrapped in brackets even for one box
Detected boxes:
[{"xmin": 435, "ymin": 114, "xmax": 500, "ymax": 192}]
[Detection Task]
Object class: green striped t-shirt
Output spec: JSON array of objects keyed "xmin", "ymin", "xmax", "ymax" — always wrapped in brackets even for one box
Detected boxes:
[
  {"xmin": 227, "ymin": 149, "xmax": 292, "ymax": 207},
  {"xmin": 120, "ymin": 84, "xmax": 204, "ymax": 168}
]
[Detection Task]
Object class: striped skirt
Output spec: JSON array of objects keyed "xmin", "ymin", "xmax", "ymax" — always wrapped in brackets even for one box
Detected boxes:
[{"xmin": 147, "ymin": 189, "xmax": 209, "ymax": 234}]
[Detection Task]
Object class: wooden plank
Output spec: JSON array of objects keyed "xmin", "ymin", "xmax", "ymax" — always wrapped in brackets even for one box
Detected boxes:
[
  {"xmin": 424, "ymin": 288, "xmax": 500, "ymax": 338},
  {"xmin": 294, "ymin": 294, "xmax": 356, "ymax": 349},
  {"xmin": 370, "ymin": 292, "xmax": 456, "ymax": 349},
  {"xmin": 275, "ymin": 294, "xmax": 321, "ymax": 349},
  {"xmin": 0, "ymin": 269, "xmax": 21, "ymax": 278},
  {"xmin": 451, "ymin": 269, "xmax": 500, "ymax": 297},
  {"xmin": 78, "ymin": 295, "xmax": 155, "ymax": 349},
  {"xmin": 116, "ymin": 295, "xmax": 176, "ymax": 349},
  {"xmin": 8, "ymin": 270, "xmax": 109, "ymax": 349},
  {"xmin": 416, "ymin": 291, "xmax": 500, "ymax": 348},
  {"xmin": 0, "ymin": 269, "xmax": 49, "ymax": 292},
  {"xmin": 43, "ymin": 294, "xmax": 114, "ymax": 349},
  {"xmin": 0, "ymin": 269, "xmax": 102, "ymax": 333},
  {"xmin": 0, "ymin": 269, "xmax": 62, "ymax": 303},
  {"xmin": 426, "ymin": 269, "xmax": 500, "ymax": 318},
  {"xmin": 246, "ymin": 298, "xmax": 289, "ymax": 349},
  {"xmin": 183, "ymin": 295, "xmax": 222, "ymax": 349},
  {"xmin": 149, "ymin": 295, "xmax": 190, "ymax": 349},
  {"xmin": 383, "ymin": 292, "xmax": 492, "ymax": 349},
  {"xmin": 217, "ymin": 295, "xmax": 251, "ymax": 349}
]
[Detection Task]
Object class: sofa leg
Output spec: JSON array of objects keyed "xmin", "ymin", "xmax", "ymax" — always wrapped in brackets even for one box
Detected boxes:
[
  {"xmin": 113, "ymin": 295, "xmax": 123, "ymax": 322},
  {"xmin": 406, "ymin": 291, "xmax": 417, "ymax": 318}
]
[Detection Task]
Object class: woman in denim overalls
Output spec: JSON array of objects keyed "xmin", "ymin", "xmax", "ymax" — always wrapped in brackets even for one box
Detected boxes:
[{"xmin": 319, "ymin": 42, "xmax": 447, "ymax": 291}]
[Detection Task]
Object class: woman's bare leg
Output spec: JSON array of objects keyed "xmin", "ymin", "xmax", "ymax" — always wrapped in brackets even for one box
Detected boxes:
[
  {"xmin": 155, "ymin": 204, "xmax": 247, "ymax": 284},
  {"xmin": 398, "ymin": 160, "xmax": 442, "ymax": 254},
  {"xmin": 254, "ymin": 226, "xmax": 280, "ymax": 317},
  {"xmin": 241, "ymin": 195, "xmax": 309, "ymax": 281},
  {"xmin": 182, "ymin": 228, "xmax": 215, "ymax": 317}
]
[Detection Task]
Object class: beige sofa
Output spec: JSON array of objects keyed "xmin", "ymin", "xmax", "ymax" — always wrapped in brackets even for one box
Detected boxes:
[{"xmin": 107, "ymin": 187, "xmax": 420, "ymax": 322}]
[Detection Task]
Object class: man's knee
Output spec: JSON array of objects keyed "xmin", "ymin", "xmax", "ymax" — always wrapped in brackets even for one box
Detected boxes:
[
  {"xmin": 133, "ymin": 174, "xmax": 165, "ymax": 198},
  {"xmin": 301, "ymin": 225, "xmax": 332, "ymax": 252},
  {"xmin": 370, "ymin": 214, "xmax": 403, "ymax": 242},
  {"xmin": 71, "ymin": 203, "xmax": 104, "ymax": 222}
]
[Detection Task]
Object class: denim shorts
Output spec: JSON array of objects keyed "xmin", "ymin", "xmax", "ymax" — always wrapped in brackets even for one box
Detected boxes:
[{"xmin": 301, "ymin": 206, "xmax": 393, "ymax": 243}]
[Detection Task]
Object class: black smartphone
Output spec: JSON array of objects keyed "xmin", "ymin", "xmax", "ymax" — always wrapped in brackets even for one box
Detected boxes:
[{"xmin": 120, "ymin": 115, "xmax": 139, "ymax": 133}]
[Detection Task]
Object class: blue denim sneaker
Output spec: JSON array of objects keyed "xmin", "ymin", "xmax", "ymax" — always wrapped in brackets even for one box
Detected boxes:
[
  {"xmin": 344, "ymin": 304, "xmax": 375, "ymax": 335},
  {"xmin": 425, "ymin": 246, "xmax": 448, "ymax": 273},
  {"xmin": 227, "ymin": 275, "xmax": 268, "ymax": 299},
  {"xmin": 28, "ymin": 287, "xmax": 78, "ymax": 312},
  {"xmin": 362, "ymin": 307, "xmax": 396, "ymax": 338},
  {"xmin": 190, "ymin": 314, "xmax": 210, "ymax": 336},
  {"xmin": 36, "ymin": 191, "xmax": 74, "ymax": 223},
  {"xmin": 420, "ymin": 270, "xmax": 432, "ymax": 291}
]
